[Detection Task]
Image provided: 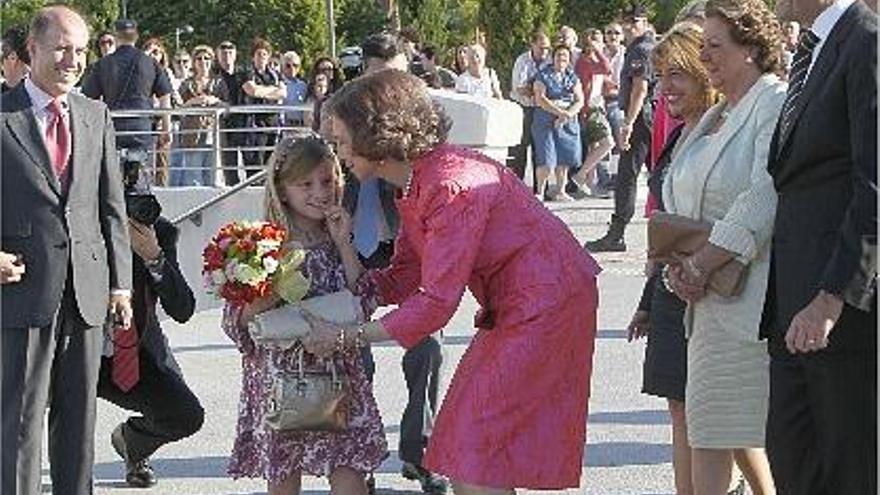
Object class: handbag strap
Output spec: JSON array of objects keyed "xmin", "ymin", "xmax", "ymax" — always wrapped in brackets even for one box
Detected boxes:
[{"xmin": 294, "ymin": 347, "xmax": 343, "ymax": 388}]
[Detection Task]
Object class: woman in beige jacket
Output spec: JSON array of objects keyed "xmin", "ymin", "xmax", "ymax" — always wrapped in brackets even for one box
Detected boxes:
[{"xmin": 662, "ymin": 1, "xmax": 787, "ymax": 494}]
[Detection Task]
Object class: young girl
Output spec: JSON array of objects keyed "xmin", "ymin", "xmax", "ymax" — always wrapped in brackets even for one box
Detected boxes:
[{"xmin": 222, "ymin": 134, "xmax": 387, "ymax": 494}]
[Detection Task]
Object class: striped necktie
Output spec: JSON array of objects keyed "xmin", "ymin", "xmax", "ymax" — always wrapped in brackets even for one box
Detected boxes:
[{"xmin": 779, "ymin": 30, "xmax": 821, "ymax": 138}]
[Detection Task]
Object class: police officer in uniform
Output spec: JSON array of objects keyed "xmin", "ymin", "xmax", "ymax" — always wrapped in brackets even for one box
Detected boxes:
[{"xmin": 584, "ymin": 4, "xmax": 655, "ymax": 252}]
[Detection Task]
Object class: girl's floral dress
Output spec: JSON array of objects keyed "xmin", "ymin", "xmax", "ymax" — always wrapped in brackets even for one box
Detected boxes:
[{"xmin": 222, "ymin": 240, "xmax": 387, "ymax": 482}]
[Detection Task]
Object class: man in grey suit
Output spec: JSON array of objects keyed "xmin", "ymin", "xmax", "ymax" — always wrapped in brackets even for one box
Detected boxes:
[{"xmin": 0, "ymin": 6, "xmax": 133, "ymax": 495}]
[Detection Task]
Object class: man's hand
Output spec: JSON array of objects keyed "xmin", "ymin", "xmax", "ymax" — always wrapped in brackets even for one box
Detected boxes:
[
  {"xmin": 0, "ymin": 251, "xmax": 25, "ymax": 284},
  {"xmin": 109, "ymin": 293, "xmax": 133, "ymax": 329},
  {"xmin": 128, "ymin": 220, "xmax": 162, "ymax": 262},
  {"xmin": 785, "ymin": 291, "xmax": 844, "ymax": 354}
]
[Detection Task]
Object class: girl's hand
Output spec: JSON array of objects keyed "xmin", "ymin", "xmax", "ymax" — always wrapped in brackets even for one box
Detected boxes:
[
  {"xmin": 301, "ymin": 310, "xmax": 343, "ymax": 358},
  {"xmin": 324, "ymin": 205, "xmax": 353, "ymax": 248},
  {"xmin": 239, "ymin": 293, "xmax": 281, "ymax": 326},
  {"xmin": 626, "ymin": 310, "xmax": 650, "ymax": 341}
]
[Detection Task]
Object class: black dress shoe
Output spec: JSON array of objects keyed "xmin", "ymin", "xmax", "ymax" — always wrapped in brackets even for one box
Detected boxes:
[
  {"xmin": 401, "ymin": 462, "xmax": 448, "ymax": 494},
  {"xmin": 111, "ymin": 423, "xmax": 158, "ymax": 488},
  {"xmin": 584, "ymin": 234, "xmax": 627, "ymax": 252}
]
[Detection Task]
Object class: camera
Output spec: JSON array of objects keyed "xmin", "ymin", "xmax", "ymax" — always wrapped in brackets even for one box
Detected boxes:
[{"xmin": 122, "ymin": 158, "xmax": 161, "ymax": 226}]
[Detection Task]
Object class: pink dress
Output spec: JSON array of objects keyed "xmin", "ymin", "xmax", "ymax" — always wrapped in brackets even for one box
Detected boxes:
[{"xmin": 369, "ymin": 145, "xmax": 601, "ymax": 489}]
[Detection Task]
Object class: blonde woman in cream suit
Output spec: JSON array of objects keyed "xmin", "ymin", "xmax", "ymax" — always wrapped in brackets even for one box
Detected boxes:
[{"xmin": 661, "ymin": 1, "xmax": 788, "ymax": 494}]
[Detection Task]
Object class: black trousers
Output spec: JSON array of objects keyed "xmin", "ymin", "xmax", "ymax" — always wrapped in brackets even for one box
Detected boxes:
[
  {"xmin": 97, "ymin": 348, "xmax": 204, "ymax": 463},
  {"xmin": 1, "ymin": 300, "xmax": 101, "ymax": 495},
  {"xmin": 612, "ymin": 114, "xmax": 651, "ymax": 226},
  {"xmin": 506, "ymin": 105, "xmax": 535, "ymax": 185},
  {"xmin": 359, "ymin": 241, "xmax": 443, "ymax": 467},
  {"xmin": 221, "ymin": 128, "xmax": 246, "ymax": 187},
  {"xmin": 243, "ymin": 126, "xmax": 278, "ymax": 179},
  {"xmin": 766, "ymin": 305, "xmax": 877, "ymax": 495}
]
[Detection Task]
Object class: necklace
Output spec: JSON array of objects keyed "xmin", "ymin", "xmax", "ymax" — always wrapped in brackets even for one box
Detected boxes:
[{"xmin": 401, "ymin": 169, "xmax": 414, "ymax": 197}]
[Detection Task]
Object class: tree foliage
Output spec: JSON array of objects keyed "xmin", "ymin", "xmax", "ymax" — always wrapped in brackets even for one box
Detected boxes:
[{"xmin": 2, "ymin": 0, "xmax": 119, "ymax": 35}]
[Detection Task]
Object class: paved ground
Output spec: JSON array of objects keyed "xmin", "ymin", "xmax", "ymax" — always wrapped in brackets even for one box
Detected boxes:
[{"xmin": 43, "ymin": 188, "xmax": 695, "ymax": 494}]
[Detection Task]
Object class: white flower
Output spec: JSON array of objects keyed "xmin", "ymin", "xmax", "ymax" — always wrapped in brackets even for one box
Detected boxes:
[
  {"xmin": 256, "ymin": 239, "xmax": 280, "ymax": 256},
  {"xmin": 263, "ymin": 256, "xmax": 279, "ymax": 274},
  {"xmin": 235, "ymin": 264, "xmax": 263, "ymax": 285},
  {"xmin": 211, "ymin": 269, "xmax": 227, "ymax": 285}
]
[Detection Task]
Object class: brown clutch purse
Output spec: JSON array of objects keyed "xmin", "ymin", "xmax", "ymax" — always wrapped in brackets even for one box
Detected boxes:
[{"xmin": 647, "ymin": 212, "xmax": 748, "ymax": 298}]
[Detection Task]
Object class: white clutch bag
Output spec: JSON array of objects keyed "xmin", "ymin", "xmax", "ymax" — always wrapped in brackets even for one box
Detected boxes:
[{"xmin": 249, "ymin": 290, "xmax": 363, "ymax": 349}]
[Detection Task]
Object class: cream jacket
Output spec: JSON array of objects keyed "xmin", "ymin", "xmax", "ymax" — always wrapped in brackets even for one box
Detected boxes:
[{"xmin": 663, "ymin": 74, "xmax": 787, "ymax": 342}]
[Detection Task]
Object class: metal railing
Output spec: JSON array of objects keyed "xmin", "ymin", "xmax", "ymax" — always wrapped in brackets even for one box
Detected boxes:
[{"xmin": 109, "ymin": 104, "xmax": 314, "ymax": 188}]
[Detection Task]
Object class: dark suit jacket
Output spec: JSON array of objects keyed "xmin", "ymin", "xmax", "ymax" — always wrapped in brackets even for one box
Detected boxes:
[
  {"xmin": 763, "ymin": 1, "xmax": 877, "ymax": 347},
  {"xmin": 1, "ymin": 84, "xmax": 132, "ymax": 328},
  {"xmin": 132, "ymin": 218, "xmax": 194, "ymax": 371},
  {"xmin": 342, "ymin": 173, "xmax": 400, "ymax": 238}
]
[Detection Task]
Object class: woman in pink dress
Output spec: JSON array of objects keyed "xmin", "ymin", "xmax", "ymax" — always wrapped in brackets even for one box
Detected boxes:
[{"xmin": 304, "ymin": 69, "xmax": 601, "ymax": 493}]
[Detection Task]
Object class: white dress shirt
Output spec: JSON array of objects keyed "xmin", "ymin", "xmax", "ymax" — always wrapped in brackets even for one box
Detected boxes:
[
  {"xmin": 807, "ymin": 0, "xmax": 857, "ymax": 79},
  {"xmin": 24, "ymin": 78, "xmax": 71, "ymax": 152}
]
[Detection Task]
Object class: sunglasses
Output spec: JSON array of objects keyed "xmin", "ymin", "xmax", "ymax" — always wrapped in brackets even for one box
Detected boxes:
[
  {"xmin": 285, "ymin": 62, "xmax": 299, "ymax": 68},
  {"xmin": 195, "ymin": 56, "xmax": 212, "ymax": 61},
  {"xmin": 606, "ymin": 30, "xmax": 621, "ymax": 35},
  {"xmin": 99, "ymin": 38, "xmax": 115, "ymax": 45},
  {"xmin": 176, "ymin": 59, "xmax": 191, "ymax": 64}
]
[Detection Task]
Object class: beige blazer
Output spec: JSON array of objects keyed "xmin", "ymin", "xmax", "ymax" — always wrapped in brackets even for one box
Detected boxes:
[{"xmin": 663, "ymin": 74, "xmax": 787, "ymax": 342}]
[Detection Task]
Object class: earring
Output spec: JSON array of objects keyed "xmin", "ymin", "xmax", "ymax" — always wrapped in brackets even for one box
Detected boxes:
[{"xmin": 745, "ymin": 56, "xmax": 753, "ymax": 63}]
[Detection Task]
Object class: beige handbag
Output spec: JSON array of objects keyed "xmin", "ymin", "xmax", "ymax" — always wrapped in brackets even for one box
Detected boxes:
[
  {"xmin": 265, "ymin": 348, "xmax": 350, "ymax": 431},
  {"xmin": 647, "ymin": 212, "xmax": 748, "ymax": 297},
  {"xmin": 249, "ymin": 290, "xmax": 363, "ymax": 349}
]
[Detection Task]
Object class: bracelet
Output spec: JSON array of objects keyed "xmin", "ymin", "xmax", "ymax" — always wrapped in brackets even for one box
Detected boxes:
[
  {"xmin": 661, "ymin": 265, "xmax": 675, "ymax": 293},
  {"xmin": 335, "ymin": 329, "xmax": 345, "ymax": 353},
  {"xmin": 355, "ymin": 325, "xmax": 366, "ymax": 349}
]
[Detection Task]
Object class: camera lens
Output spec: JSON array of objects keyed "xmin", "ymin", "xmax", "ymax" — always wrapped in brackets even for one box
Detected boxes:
[{"xmin": 126, "ymin": 195, "xmax": 161, "ymax": 225}]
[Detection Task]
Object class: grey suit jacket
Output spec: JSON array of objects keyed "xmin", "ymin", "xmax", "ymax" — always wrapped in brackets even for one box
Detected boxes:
[{"xmin": 1, "ymin": 84, "xmax": 132, "ymax": 328}]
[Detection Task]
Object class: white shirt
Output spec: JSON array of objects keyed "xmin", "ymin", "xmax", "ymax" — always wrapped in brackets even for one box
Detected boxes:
[
  {"xmin": 24, "ymin": 78, "xmax": 70, "ymax": 155},
  {"xmin": 509, "ymin": 50, "xmax": 549, "ymax": 106},
  {"xmin": 807, "ymin": 0, "xmax": 856, "ymax": 78},
  {"xmin": 455, "ymin": 68, "xmax": 501, "ymax": 99},
  {"xmin": 604, "ymin": 45, "xmax": 625, "ymax": 86}
]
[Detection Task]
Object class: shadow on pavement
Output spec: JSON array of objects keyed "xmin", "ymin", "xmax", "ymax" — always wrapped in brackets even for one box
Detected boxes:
[
  {"xmin": 584, "ymin": 441, "xmax": 672, "ymax": 467},
  {"xmin": 588, "ymin": 409, "xmax": 670, "ymax": 425}
]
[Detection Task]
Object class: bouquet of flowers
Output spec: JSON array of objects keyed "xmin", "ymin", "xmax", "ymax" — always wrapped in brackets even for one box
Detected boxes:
[{"xmin": 202, "ymin": 221, "xmax": 310, "ymax": 305}]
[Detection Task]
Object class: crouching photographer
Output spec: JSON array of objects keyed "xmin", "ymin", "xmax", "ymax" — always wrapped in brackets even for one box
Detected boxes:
[{"xmin": 97, "ymin": 160, "xmax": 204, "ymax": 488}]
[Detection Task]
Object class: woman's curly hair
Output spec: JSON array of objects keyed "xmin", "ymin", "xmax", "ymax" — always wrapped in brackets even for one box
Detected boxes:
[
  {"xmin": 706, "ymin": 0, "xmax": 786, "ymax": 76},
  {"xmin": 324, "ymin": 70, "xmax": 451, "ymax": 162}
]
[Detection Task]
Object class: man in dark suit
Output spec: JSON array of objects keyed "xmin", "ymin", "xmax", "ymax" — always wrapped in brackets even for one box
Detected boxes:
[
  {"xmin": 763, "ymin": 1, "xmax": 877, "ymax": 493},
  {"xmin": 0, "ymin": 6, "xmax": 133, "ymax": 495},
  {"xmin": 97, "ymin": 164, "xmax": 204, "ymax": 488}
]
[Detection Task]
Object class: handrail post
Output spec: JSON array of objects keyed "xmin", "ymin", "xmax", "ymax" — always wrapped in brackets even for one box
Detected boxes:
[{"xmin": 213, "ymin": 107, "xmax": 223, "ymax": 187}]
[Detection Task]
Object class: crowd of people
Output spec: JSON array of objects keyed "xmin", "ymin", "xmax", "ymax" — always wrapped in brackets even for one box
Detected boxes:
[{"xmin": 0, "ymin": 1, "xmax": 876, "ymax": 495}]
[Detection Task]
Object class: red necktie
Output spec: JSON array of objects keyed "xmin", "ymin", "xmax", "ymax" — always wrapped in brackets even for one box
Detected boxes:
[
  {"xmin": 112, "ymin": 321, "xmax": 140, "ymax": 392},
  {"xmin": 45, "ymin": 99, "xmax": 70, "ymax": 186}
]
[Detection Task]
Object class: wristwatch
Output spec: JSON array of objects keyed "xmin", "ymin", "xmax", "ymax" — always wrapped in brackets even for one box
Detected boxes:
[{"xmin": 145, "ymin": 251, "xmax": 165, "ymax": 273}]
